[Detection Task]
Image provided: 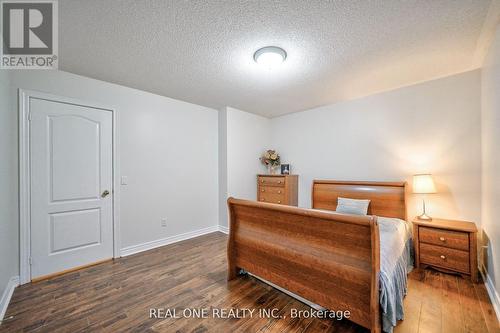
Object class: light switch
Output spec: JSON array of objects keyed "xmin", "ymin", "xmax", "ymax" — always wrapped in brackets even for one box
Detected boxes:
[{"xmin": 121, "ymin": 176, "xmax": 128, "ymax": 185}]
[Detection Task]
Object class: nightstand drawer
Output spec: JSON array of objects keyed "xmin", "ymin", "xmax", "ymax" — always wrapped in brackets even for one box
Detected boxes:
[
  {"xmin": 419, "ymin": 227, "xmax": 469, "ymax": 251},
  {"xmin": 420, "ymin": 243, "xmax": 470, "ymax": 273}
]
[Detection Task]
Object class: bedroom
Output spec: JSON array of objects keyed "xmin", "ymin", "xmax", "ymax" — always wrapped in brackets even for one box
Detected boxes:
[{"xmin": 0, "ymin": 0, "xmax": 499, "ymax": 332}]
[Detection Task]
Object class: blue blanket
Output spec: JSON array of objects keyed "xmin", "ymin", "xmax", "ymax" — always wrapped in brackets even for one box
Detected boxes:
[{"xmin": 378, "ymin": 217, "xmax": 414, "ymax": 333}]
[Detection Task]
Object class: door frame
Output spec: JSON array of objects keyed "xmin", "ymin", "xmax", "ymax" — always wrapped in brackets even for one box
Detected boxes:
[{"xmin": 18, "ymin": 89, "xmax": 121, "ymax": 284}]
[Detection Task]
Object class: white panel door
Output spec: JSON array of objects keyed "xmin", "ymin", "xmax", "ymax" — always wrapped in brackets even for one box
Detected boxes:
[{"xmin": 30, "ymin": 97, "xmax": 113, "ymax": 280}]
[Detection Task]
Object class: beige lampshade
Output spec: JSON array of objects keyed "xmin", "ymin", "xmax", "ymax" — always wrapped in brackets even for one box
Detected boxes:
[{"xmin": 413, "ymin": 174, "xmax": 437, "ymax": 194}]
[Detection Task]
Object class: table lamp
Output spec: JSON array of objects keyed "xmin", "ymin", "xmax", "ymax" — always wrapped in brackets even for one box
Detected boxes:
[{"xmin": 413, "ymin": 174, "xmax": 437, "ymax": 221}]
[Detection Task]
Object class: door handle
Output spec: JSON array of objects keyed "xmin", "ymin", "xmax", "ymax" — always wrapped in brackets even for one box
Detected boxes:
[{"xmin": 101, "ymin": 190, "xmax": 110, "ymax": 198}]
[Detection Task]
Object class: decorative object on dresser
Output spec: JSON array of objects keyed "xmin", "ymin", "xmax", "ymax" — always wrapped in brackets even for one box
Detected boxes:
[
  {"xmin": 257, "ymin": 174, "xmax": 298, "ymax": 206},
  {"xmin": 412, "ymin": 174, "xmax": 437, "ymax": 221},
  {"xmin": 413, "ymin": 217, "xmax": 478, "ymax": 283},
  {"xmin": 259, "ymin": 149, "xmax": 280, "ymax": 174},
  {"xmin": 280, "ymin": 164, "xmax": 290, "ymax": 175}
]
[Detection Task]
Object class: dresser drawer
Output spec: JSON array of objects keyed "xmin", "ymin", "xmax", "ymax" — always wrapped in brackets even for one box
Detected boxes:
[
  {"xmin": 258, "ymin": 176, "xmax": 285, "ymax": 187},
  {"xmin": 256, "ymin": 174, "xmax": 298, "ymax": 207},
  {"xmin": 419, "ymin": 227, "xmax": 469, "ymax": 251},
  {"xmin": 420, "ymin": 243, "xmax": 470, "ymax": 273},
  {"xmin": 259, "ymin": 186, "xmax": 285, "ymax": 195},
  {"xmin": 259, "ymin": 193, "xmax": 285, "ymax": 204}
]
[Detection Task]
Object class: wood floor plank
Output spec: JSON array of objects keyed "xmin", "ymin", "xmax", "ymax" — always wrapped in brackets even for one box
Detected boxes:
[
  {"xmin": 441, "ymin": 273, "xmax": 464, "ymax": 333},
  {"xmin": 0, "ymin": 232, "xmax": 497, "ymax": 333},
  {"xmin": 457, "ymin": 274, "xmax": 490, "ymax": 333},
  {"xmin": 418, "ymin": 269, "xmax": 442, "ymax": 333},
  {"xmin": 393, "ymin": 272, "xmax": 422, "ymax": 333},
  {"xmin": 473, "ymin": 277, "xmax": 500, "ymax": 333}
]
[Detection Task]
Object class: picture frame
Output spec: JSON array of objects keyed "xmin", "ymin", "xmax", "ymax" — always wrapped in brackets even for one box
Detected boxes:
[{"xmin": 281, "ymin": 164, "xmax": 290, "ymax": 175}]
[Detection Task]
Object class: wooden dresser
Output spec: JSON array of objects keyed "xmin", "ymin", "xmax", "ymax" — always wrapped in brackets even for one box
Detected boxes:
[
  {"xmin": 257, "ymin": 174, "xmax": 298, "ymax": 206},
  {"xmin": 413, "ymin": 218, "xmax": 478, "ymax": 282}
]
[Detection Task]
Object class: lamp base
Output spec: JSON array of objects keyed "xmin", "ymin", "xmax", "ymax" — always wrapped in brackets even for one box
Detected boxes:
[{"xmin": 417, "ymin": 213, "xmax": 433, "ymax": 221}]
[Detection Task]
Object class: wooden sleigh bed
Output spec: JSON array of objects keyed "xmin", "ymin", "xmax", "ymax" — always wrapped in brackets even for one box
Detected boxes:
[{"xmin": 227, "ymin": 180, "xmax": 407, "ymax": 333}]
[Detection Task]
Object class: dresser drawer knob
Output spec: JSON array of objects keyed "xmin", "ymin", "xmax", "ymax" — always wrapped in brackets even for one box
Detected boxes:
[
  {"xmin": 261, "ymin": 198, "xmax": 265, "ymax": 202},
  {"xmin": 278, "ymin": 200, "xmax": 281, "ymax": 204},
  {"xmin": 439, "ymin": 237, "xmax": 445, "ymax": 241},
  {"xmin": 261, "ymin": 180, "xmax": 264, "ymax": 183},
  {"xmin": 278, "ymin": 190, "xmax": 281, "ymax": 194},
  {"xmin": 440, "ymin": 255, "xmax": 446, "ymax": 260},
  {"xmin": 261, "ymin": 189, "xmax": 265, "ymax": 192},
  {"xmin": 278, "ymin": 181, "xmax": 282, "ymax": 184}
]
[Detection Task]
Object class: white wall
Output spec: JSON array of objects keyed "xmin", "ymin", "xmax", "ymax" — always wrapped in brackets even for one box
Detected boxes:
[
  {"xmin": 219, "ymin": 107, "xmax": 271, "ymax": 227},
  {"xmin": 0, "ymin": 71, "xmax": 19, "ymax": 298},
  {"xmin": 227, "ymin": 107, "xmax": 271, "ymax": 200},
  {"xmin": 218, "ymin": 108, "xmax": 228, "ymax": 228},
  {"xmin": 481, "ymin": 23, "xmax": 500, "ymax": 295},
  {"xmin": 271, "ymin": 70, "xmax": 482, "ymax": 223},
  {"xmin": 7, "ymin": 70, "xmax": 219, "ymax": 252}
]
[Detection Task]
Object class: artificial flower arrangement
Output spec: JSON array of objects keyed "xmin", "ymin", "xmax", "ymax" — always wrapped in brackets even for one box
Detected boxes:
[{"xmin": 260, "ymin": 150, "xmax": 280, "ymax": 174}]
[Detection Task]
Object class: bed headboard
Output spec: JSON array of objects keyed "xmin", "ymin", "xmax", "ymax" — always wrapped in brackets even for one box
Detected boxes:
[{"xmin": 312, "ymin": 180, "xmax": 407, "ymax": 220}]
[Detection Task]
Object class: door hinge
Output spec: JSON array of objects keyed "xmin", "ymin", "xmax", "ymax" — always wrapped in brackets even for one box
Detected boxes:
[{"xmin": 29, "ymin": 256, "xmax": 32, "ymax": 265}]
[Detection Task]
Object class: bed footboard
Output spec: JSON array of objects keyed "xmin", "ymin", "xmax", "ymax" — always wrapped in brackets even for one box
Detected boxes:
[{"xmin": 227, "ymin": 198, "xmax": 381, "ymax": 333}]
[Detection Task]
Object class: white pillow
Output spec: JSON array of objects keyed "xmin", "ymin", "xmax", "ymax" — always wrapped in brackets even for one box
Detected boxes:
[{"xmin": 336, "ymin": 197, "xmax": 370, "ymax": 215}]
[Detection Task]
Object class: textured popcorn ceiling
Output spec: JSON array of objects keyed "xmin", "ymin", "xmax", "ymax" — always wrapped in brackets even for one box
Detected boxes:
[{"xmin": 59, "ymin": 0, "xmax": 495, "ymax": 117}]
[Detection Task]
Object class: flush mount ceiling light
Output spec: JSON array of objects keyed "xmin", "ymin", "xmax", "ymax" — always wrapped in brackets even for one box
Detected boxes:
[{"xmin": 253, "ymin": 46, "xmax": 287, "ymax": 67}]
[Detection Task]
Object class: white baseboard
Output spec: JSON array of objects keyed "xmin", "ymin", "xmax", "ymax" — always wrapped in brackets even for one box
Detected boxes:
[
  {"xmin": 121, "ymin": 226, "xmax": 220, "ymax": 257},
  {"xmin": 218, "ymin": 225, "xmax": 229, "ymax": 234},
  {"xmin": 0, "ymin": 276, "xmax": 19, "ymax": 323},
  {"xmin": 480, "ymin": 265, "xmax": 500, "ymax": 321}
]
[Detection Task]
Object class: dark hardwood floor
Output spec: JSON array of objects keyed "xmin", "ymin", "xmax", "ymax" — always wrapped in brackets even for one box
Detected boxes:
[{"xmin": 1, "ymin": 232, "xmax": 498, "ymax": 333}]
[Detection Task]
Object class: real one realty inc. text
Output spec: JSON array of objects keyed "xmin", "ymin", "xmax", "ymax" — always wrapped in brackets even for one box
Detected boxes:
[{"xmin": 149, "ymin": 307, "xmax": 351, "ymax": 320}]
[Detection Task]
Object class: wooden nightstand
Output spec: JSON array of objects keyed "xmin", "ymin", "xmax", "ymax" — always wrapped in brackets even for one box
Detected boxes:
[{"xmin": 413, "ymin": 218, "xmax": 478, "ymax": 283}]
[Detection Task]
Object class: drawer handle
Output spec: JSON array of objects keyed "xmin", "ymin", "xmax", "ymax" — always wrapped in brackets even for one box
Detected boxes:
[
  {"xmin": 440, "ymin": 255, "xmax": 446, "ymax": 260},
  {"xmin": 439, "ymin": 237, "xmax": 445, "ymax": 241},
  {"xmin": 261, "ymin": 189, "xmax": 265, "ymax": 192},
  {"xmin": 278, "ymin": 200, "xmax": 281, "ymax": 204},
  {"xmin": 278, "ymin": 181, "xmax": 282, "ymax": 184},
  {"xmin": 261, "ymin": 180, "xmax": 264, "ymax": 183},
  {"xmin": 278, "ymin": 190, "xmax": 281, "ymax": 194}
]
